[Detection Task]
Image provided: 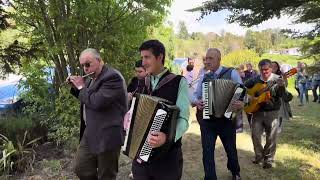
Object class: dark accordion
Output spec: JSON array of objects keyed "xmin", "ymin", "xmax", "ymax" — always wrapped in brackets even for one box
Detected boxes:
[
  {"xmin": 122, "ymin": 94, "xmax": 179, "ymax": 163},
  {"xmin": 202, "ymin": 79, "xmax": 245, "ymax": 119}
]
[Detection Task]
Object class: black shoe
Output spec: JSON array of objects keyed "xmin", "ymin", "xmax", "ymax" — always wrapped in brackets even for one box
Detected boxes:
[
  {"xmin": 232, "ymin": 175, "xmax": 241, "ymax": 180},
  {"xmin": 263, "ymin": 162, "xmax": 272, "ymax": 169}
]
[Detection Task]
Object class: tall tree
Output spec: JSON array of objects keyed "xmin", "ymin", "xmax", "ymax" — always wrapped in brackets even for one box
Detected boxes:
[
  {"xmin": 0, "ymin": 1, "xmax": 41, "ymax": 75},
  {"xmin": 7, "ymin": 0, "xmax": 172, "ymax": 85},
  {"xmin": 177, "ymin": 21, "xmax": 189, "ymax": 39},
  {"xmin": 188, "ymin": 0, "xmax": 320, "ymax": 60},
  {"xmin": 0, "ymin": 1, "xmax": 10, "ymax": 30}
]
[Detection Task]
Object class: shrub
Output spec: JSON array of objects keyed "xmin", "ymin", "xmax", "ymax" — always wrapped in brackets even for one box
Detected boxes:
[
  {"xmin": 0, "ymin": 131, "xmax": 41, "ymax": 174},
  {"xmin": 222, "ymin": 49, "xmax": 260, "ymax": 68},
  {"xmin": 44, "ymin": 87, "xmax": 80, "ymax": 145}
]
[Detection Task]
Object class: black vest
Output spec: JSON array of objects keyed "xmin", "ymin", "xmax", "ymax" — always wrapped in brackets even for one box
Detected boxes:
[
  {"xmin": 144, "ymin": 70, "xmax": 182, "ymax": 104},
  {"xmin": 143, "ymin": 70, "xmax": 183, "ymax": 148}
]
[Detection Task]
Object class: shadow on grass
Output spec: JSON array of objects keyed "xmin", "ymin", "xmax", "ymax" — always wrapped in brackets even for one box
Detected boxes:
[
  {"xmin": 279, "ymin": 97, "xmax": 320, "ymax": 152},
  {"xmin": 279, "ymin": 119, "xmax": 320, "ymax": 152},
  {"xmin": 182, "ymin": 132, "xmax": 320, "ymax": 180}
]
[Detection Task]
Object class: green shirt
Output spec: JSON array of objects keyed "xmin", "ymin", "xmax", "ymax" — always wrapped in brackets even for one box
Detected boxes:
[{"xmin": 150, "ymin": 69, "xmax": 190, "ymax": 141}]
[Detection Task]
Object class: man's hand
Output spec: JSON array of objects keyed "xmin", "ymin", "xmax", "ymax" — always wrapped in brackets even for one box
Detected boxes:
[
  {"xmin": 276, "ymin": 78, "xmax": 285, "ymax": 87},
  {"xmin": 230, "ymin": 100, "xmax": 244, "ymax": 112},
  {"xmin": 69, "ymin": 76, "xmax": 85, "ymax": 90},
  {"xmin": 128, "ymin": 92, "xmax": 133, "ymax": 101},
  {"xmin": 148, "ymin": 131, "xmax": 166, "ymax": 148},
  {"xmin": 194, "ymin": 99, "xmax": 204, "ymax": 110}
]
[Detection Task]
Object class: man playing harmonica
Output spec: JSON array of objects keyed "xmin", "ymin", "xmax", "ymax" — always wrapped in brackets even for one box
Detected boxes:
[
  {"xmin": 192, "ymin": 48, "xmax": 243, "ymax": 180},
  {"xmin": 244, "ymin": 59, "xmax": 285, "ymax": 169},
  {"xmin": 131, "ymin": 40, "xmax": 190, "ymax": 180},
  {"xmin": 68, "ymin": 48, "xmax": 127, "ymax": 180}
]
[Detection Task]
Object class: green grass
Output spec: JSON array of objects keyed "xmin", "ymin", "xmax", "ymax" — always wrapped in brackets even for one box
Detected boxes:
[
  {"xmin": 182, "ymin": 80, "xmax": 320, "ymax": 180},
  {"xmin": 261, "ymin": 53, "xmax": 315, "ymax": 66}
]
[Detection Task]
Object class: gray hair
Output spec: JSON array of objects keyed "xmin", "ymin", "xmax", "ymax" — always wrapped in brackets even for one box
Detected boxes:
[
  {"xmin": 79, "ymin": 48, "xmax": 102, "ymax": 60},
  {"xmin": 207, "ymin": 48, "xmax": 221, "ymax": 60}
]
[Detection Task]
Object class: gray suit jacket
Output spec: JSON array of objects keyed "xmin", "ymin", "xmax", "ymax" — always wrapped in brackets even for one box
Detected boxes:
[{"xmin": 71, "ymin": 65, "xmax": 128, "ymax": 154}]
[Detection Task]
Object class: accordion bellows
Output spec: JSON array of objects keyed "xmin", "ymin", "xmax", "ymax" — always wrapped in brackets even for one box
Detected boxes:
[
  {"xmin": 122, "ymin": 94, "xmax": 179, "ymax": 163},
  {"xmin": 202, "ymin": 79, "xmax": 245, "ymax": 119}
]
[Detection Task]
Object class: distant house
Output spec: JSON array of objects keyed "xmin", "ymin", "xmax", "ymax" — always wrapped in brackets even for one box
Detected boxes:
[
  {"xmin": 280, "ymin": 48, "xmax": 302, "ymax": 56},
  {"xmin": 269, "ymin": 50, "xmax": 280, "ymax": 54},
  {"xmin": 269, "ymin": 47, "xmax": 302, "ymax": 56}
]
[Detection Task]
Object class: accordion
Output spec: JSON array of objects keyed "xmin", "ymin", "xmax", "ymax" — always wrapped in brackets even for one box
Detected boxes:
[
  {"xmin": 122, "ymin": 94, "xmax": 179, "ymax": 163},
  {"xmin": 202, "ymin": 79, "xmax": 245, "ymax": 119}
]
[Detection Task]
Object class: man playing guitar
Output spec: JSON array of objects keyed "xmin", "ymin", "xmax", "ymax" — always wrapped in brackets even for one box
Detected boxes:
[{"xmin": 244, "ymin": 59, "xmax": 285, "ymax": 169}]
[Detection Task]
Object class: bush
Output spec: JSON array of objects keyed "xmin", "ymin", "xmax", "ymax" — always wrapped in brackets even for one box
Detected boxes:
[
  {"xmin": 0, "ymin": 131, "xmax": 41, "ymax": 174},
  {"xmin": 45, "ymin": 87, "xmax": 80, "ymax": 145},
  {"xmin": 0, "ymin": 115, "xmax": 34, "ymax": 141},
  {"xmin": 222, "ymin": 49, "xmax": 260, "ymax": 68}
]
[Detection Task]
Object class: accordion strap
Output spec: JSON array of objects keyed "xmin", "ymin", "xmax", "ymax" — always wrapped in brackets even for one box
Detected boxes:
[
  {"xmin": 217, "ymin": 67, "xmax": 234, "ymax": 79},
  {"xmin": 145, "ymin": 73, "xmax": 177, "ymax": 95}
]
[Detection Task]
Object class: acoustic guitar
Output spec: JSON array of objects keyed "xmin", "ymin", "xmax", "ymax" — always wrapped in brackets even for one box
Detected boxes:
[{"xmin": 244, "ymin": 68, "xmax": 297, "ymax": 113}]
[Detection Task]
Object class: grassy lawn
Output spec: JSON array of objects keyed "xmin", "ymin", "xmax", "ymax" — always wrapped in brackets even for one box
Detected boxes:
[
  {"xmin": 181, "ymin": 84, "xmax": 320, "ymax": 180},
  {"xmin": 261, "ymin": 54, "xmax": 315, "ymax": 66}
]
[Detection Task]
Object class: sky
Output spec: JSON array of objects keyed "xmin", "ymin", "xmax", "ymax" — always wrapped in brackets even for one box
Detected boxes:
[{"xmin": 167, "ymin": 0, "xmax": 314, "ymax": 36}]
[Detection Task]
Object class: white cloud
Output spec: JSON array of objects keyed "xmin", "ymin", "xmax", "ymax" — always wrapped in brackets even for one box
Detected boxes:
[{"xmin": 167, "ymin": 0, "xmax": 314, "ymax": 36}]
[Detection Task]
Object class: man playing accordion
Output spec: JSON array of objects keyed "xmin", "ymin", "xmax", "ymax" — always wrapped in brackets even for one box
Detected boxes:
[
  {"xmin": 192, "ymin": 48, "xmax": 244, "ymax": 180},
  {"xmin": 130, "ymin": 40, "xmax": 190, "ymax": 180}
]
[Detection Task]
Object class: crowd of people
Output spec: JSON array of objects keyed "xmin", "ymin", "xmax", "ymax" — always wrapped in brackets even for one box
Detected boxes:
[{"xmin": 66, "ymin": 39, "xmax": 319, "ymax": 180}]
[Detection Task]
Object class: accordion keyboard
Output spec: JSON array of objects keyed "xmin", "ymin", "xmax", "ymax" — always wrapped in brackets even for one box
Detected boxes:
[
  {"xmin": 202, "ymin": 81, "xmax": 213, "ymax": 119},
  {"xmin": 138, "ymin": 109, "xmax": 167, "ymax": 162},
  {"xmin": 224, "ymin": 87, "xmax": 244, "ymax": 118}
]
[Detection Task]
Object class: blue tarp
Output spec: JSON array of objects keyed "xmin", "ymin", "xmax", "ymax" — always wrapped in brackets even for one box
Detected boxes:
[
  {"xmin": 0, "ymin": 79, "xmax": 24, "ymax": 111},
  {"xmin": 173, "ymin": 58, "xmax": 188, "ymax": 69}
]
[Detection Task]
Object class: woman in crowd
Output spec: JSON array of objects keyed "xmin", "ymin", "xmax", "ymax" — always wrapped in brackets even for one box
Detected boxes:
[
  {"xmin": 296, "ymin": 62, "xmax": 309, "ymax": 106},
  {"xmin": 271, "ymin": 61, "xmax": 292, "ymax": 133}
]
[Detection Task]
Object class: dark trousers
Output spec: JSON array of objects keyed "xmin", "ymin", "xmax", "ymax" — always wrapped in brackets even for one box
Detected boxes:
[
  {"xmin": 312, "ymin": 80, "xmax": 320, "ymax": 102},
  {"xmin": 199, "ymin": 117, "xmax": 240, "ymax": 180},
  {"xmin": 132, "ymin": 145, "xmax": 183, "ymax": 180},
  {"xmin": 74, "ymin": 136, "xmax": 120, "ymax": 180}
]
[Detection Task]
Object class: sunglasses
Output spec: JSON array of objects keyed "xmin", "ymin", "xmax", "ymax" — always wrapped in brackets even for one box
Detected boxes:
[{"xmin": 80, "ymin": 63, "xmax": 91, "ymax": 68}]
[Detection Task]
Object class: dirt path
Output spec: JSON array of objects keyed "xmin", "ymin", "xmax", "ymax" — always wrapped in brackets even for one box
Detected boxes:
[{"xmin": 14, "ymin": 105, "xmax": 320, "ymax": 180}]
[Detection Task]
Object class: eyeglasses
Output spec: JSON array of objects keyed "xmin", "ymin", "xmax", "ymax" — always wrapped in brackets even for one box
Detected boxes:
[{"xmin": 80, "ymin": 63, "xmax": 90, "ymax": 68}]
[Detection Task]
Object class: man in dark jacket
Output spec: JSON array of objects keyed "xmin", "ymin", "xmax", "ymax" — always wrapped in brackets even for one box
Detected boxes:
[
  {"xmin": 244, "ymin": 59, "xmax": 285, "ymax": 169},
  {"xmin": 69, "ymin": 48, "xmax": 127, "ymax": 180},
  {"xmin": 127, "ymin": 60, "xmax": 147, "ymax": 100}
]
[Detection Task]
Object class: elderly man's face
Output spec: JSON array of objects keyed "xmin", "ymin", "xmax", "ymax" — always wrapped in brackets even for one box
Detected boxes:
[
  {"xmin": 204, "ymin": 50, "xmax": 220, "ymax": 71},
  {"xmin": 79, "ymin": 53, "xmax": 101, "ymax": 75},
  {"xmin": 259, "ymin": 64, "xmax": 272, "ymax": 80}
]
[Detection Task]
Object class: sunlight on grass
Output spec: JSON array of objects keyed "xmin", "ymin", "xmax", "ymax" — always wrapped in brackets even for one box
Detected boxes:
[{"xmin": 184, "ymin": 92, "xmax": 320, "ymax": 179}]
